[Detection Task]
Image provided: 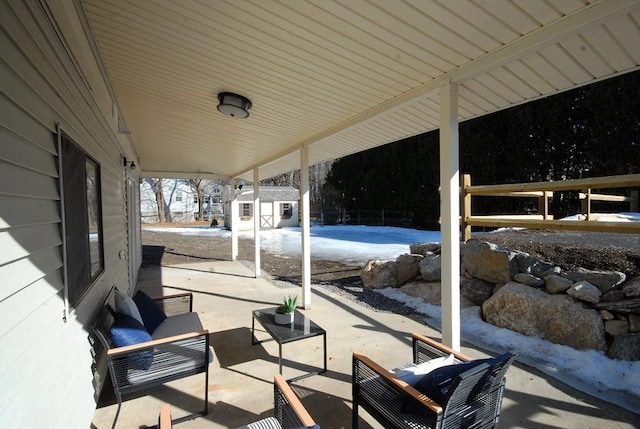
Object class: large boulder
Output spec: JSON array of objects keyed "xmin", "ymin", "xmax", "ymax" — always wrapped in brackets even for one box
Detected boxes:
[
  {"xmin": 410, "ymin": 242, "xmax": 440, "ymax": 256},
  {"xmin": 396, "ymin": 254, "xmax": 423, "ymax": 286},
  {"xmin": 567, "ymin": 280, "xmax": 602, "ymax": 304},
  {"xmin": 514, "ymin": 273, "xmax": 544, "ymax": 288},
  {"xmin": 401, "ymin": 281, "xmax": 475, "ymax": 307},
  {"xmin": 607, "ymin": 334, "xmax": 640, "ymax": 361},
  {"xmin": 419, "ymin": 254, "xmax": 441, "ymax": 282},
  {"xmin": 482, "ymin": 281, "xmax": 607, "ymax": 351},
  {"xmin": 516, "ymin": 253, "xmax": 558, "ymax": 277},
  {"xmin": 622, "ymin": 276, "xmax": 640, "ymax": 297},
  {"xmin": 605, "ymin": 319, "xmax": 629, "ymax": 336},
  {"xmin": 461, "ymin": 277, "xmax": 494, "ymax": 306},
  {"xmin": 400, "ymin": 282, "xmax": 441, "ymax": 305},
  {"xmin": 563, "ymin": 268, "xmax": 626, "ymax": 293},
  {"xmin": 361, "ymin": 260, "xmax": 398, "ymax": 288},
  {"xmin": 545, "ymin": 275, "xmax": 573, "ymax": 294},
  {"xmin": 462, "ymin": 240, "xmax": 519, "ymax": 284}
]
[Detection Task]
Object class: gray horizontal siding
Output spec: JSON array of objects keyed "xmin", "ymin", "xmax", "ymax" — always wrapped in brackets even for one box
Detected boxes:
[
  {"xmin": 0, "ymin": 223, "xmax": 62, "ymax": 265},
  {"xmin": 0, "ymin": 159, "xmax": 59, "ymax": 199},
  {"xmin": 0, "ymin": 1, "xmax": 137, "ymax": 427},
  {"xmin": 0, "ymin": 127, "xmax": 58, "ymax": 176},
  {"xmin": 0, "ymin": 246, "xmax": 62, "ymax": 301},
  {"xmin": 0, "ymin": 194, "xmax": 60, "ymax": 229}
]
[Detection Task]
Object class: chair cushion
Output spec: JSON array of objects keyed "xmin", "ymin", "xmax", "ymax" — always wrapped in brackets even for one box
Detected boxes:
[
  {"xmin": 414, "ymin": 358, "xmax": 490, "ymax": 404},
  {"xmin": 114, "ymin": 288, "xmax": 143, "ymax": 325},
  {"xmin": 151, "ymin": 312, "xmax": 204, "ymax": 340},
  {"xmin": 133, "ymin": 290, "xmax": 167, "ymax": 334},
  {"xmin": 110, "ymin": 312, "xmax": 154, "ymax": 370},
  {"xmin": 392, "ymin": 354, "xmax": 456, "ymax": 386}
]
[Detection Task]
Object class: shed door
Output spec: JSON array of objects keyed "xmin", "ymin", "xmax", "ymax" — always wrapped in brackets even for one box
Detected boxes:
[{"xmin": 260, "ymin": 202, "xmax": 273, "ymax": 228}]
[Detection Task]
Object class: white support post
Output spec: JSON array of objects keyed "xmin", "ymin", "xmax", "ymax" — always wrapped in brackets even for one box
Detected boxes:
[
  {"xmin": 300, "ymin": 146, "xmax": 312, "ymax": 309},
  {"xmin": 231, "ymin": 190, "xmax": 238, "ymax": 261},
  {"xmin": 253, "ymin": 168, "xmax": 261, "ymax": 278},
  {"xmin": 439, "ymin": 83, "xmax": 461, "ymax": 351}
]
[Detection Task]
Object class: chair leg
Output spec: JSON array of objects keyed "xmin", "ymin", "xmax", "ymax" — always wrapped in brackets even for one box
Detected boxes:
[
  {"xmin": 111, "ymin": 394, "xmax": 122, "ymax": 429},
  {"xmin": 352, "ymin": 400, "xmax": 359, "ymax": 429},
  {"xmin": 203, "ymin": 365, "xmax": 209, "ymax": 416}
]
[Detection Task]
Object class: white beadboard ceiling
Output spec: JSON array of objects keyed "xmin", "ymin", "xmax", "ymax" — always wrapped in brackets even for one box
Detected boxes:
[{"xmin": 79, "ymin": 0, "xmax": 640, "ymax": 181}]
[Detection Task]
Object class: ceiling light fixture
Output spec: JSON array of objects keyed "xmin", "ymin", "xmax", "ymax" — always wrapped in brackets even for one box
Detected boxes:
[{"xmin": 217, "ymin": 92, "xmax": 252, "ymax": 118}]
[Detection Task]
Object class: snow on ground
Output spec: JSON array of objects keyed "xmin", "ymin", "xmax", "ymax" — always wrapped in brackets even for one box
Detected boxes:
[{"xmin": 146, "ymin": 213, "xmax": 640, "ymax": 413}]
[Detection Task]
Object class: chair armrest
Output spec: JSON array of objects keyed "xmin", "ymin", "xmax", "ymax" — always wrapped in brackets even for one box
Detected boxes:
[
  {"xmin": 412, "ymin": 333, "xmax": 471, "ymax": 364},
  {"xmin": 274, "ymin": 374, "xmax": 316, "ymax": 427},
  {"xmin": 353, "ymin": 351, "xmax": 442, "ymax": 414},
  {"xmin": 158, "ymin": 404, "xmax": 172, "ymax": 429},
  {"xmin": 106, "ymin": 330, "xmax": 209, "ymax": 357},
  {"xmin": 153, "ymin": 292, "xmax": 193, "ymax": 316}
]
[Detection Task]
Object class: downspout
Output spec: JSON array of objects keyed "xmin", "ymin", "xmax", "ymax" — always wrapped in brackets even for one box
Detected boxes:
[{"xmin": 56, "ymin": 123, "xmax": 69, "ymax": 323}]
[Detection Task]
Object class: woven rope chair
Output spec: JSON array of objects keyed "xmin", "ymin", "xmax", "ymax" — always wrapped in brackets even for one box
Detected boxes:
[{"xmin": 353, "ymin": 333, "xmax": 516, "ymax": 429}]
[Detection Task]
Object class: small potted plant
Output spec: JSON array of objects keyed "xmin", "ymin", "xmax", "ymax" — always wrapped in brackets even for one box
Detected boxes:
[{"xmin": 274, "ymin": 295, "xmax": 297, "ymax": 325}]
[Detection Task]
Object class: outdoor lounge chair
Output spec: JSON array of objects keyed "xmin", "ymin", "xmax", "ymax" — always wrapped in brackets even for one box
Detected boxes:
[
  {"xmin": 93, "ymin": 287, "xmax": 210, "ymax": 429},
  {"xmin": 352, "ymin": 333, "xmax": 517, "ymax": 429},
  {"xmin": 158, "ymin": 374, "xmax": 318, "ymax": 429}
]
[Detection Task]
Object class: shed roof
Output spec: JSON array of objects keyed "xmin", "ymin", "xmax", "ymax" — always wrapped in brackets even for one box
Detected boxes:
[{"xmin": 235, "ymin": 186, "xmax": 300, "ymax": 202}]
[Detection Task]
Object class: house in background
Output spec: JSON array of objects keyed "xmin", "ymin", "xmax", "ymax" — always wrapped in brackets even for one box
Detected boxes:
[
  {"xmin": 140, "ymin": 179, "xmax": 223, "ymax": 223},
  {"xmin": 223, "ymin": 186, "xmax": 300, "ymax": 231}
]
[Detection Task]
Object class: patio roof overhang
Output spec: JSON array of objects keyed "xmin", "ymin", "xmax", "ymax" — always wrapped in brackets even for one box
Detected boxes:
[
  {"xmin": 78, "ymin": 0, "xmax": 640, "ymax": 182},
  {"xmin": 76, "ymin": 0, "xmax": 640, "ymax": 349}
]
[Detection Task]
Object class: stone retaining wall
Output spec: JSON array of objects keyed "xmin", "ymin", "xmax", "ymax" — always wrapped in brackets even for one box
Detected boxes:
[{"xmin": 360, "ymin": 239, "xmax": 640, "ymax": 361}]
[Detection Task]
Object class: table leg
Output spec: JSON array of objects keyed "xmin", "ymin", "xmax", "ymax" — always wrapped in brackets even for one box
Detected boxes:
[
  {"xmin": 323, "ymin": 333, "xmax": 327, "ymax": 372},
  {"xmin": 279, "ymin": 343, "xmax": 283, "ymax": 375},
  {"xmin": 251, "ymin": 315, "xmax": 257, "ymax": 345}
]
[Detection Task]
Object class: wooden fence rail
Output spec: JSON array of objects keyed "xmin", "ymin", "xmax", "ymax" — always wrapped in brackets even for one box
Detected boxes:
[{"xmin": 462, "ymin": 173, "xmax": 640, "ymax": 241}]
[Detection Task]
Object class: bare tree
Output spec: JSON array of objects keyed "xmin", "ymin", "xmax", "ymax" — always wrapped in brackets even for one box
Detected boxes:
[
  {"xmin": 181, "ymin": 179, "xmax": 206, "ymax": 221},
  {"xmin": 258, "ymin": 162, "xmax": 333, "ymax": 211},
  {"xmin": 261, "ymin": 171, "xmax": 299, "ymax": 187},
  {"xmin": 144, "ymin": 178, "xmax": 170, "ymax": 222}
]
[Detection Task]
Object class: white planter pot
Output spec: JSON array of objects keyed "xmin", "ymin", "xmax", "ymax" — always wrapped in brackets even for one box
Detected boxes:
[{"xmin": 274, "ymin": 312, "xmax": 294, "ymax": 325}]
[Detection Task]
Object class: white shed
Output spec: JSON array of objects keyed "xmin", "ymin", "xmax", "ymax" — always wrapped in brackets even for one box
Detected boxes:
[{"xmin": 223, "ymin": 186, "xmax": 300, "ymax": 231}]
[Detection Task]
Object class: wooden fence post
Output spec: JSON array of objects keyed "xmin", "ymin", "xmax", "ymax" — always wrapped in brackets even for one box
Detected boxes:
[
  {"xmin": 538, "ymin": 191, "xmax": 550, "ymax": 219},
  {"xmin": 462, "ymin": 174, "xmax": 471, "ymax": 242},
  {"xmin": 631, "ymin": 190, "xmax": 638, "ymax": 212}
]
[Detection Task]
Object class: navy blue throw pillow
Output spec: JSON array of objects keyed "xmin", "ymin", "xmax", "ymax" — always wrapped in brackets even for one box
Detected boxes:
[
  {"xmin": 110, "ymin": 312, "xmax": 154, "ymax": 370},
  {"xmin": 133, "ymin": 290, "xmax": 167, "ymax": 334},
  {"xmin": 414, "ymin": 358, "xmax": 490, "ymax": 404}
]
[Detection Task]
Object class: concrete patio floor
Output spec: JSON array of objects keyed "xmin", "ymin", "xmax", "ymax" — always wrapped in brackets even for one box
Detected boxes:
[{"xmin": 91, "ymin": 261, "xmax": 639, "ymax": 429}]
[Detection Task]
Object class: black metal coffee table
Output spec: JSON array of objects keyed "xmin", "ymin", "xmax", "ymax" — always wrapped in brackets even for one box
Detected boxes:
[{"xmin": 251, "ymin": 307, "xmax": 327, "ymax": 381}]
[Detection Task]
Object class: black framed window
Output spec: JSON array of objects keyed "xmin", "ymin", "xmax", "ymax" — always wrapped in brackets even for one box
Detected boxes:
[
  {"xmin": 241, "ymin": 203, "xmax": 253, "ymax": 217},
  {"xmin": 281, "ymin": 203, "xmax": 292, "ymax": 218},
  {"xmin": 61, "ymin": 132, "xmax": 104, "ymax": 306}
]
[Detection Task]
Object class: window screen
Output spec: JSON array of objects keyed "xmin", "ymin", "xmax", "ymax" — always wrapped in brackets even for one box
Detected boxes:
[{"xmin": 61, "ymin": 133, "xmax": 104, "ymax": 306}]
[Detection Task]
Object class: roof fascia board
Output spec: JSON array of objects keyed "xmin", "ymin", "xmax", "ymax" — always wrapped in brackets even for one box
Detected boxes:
[{"xmin": 141, "ymin": 170, "xmax": 229, "ymax": 180}]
